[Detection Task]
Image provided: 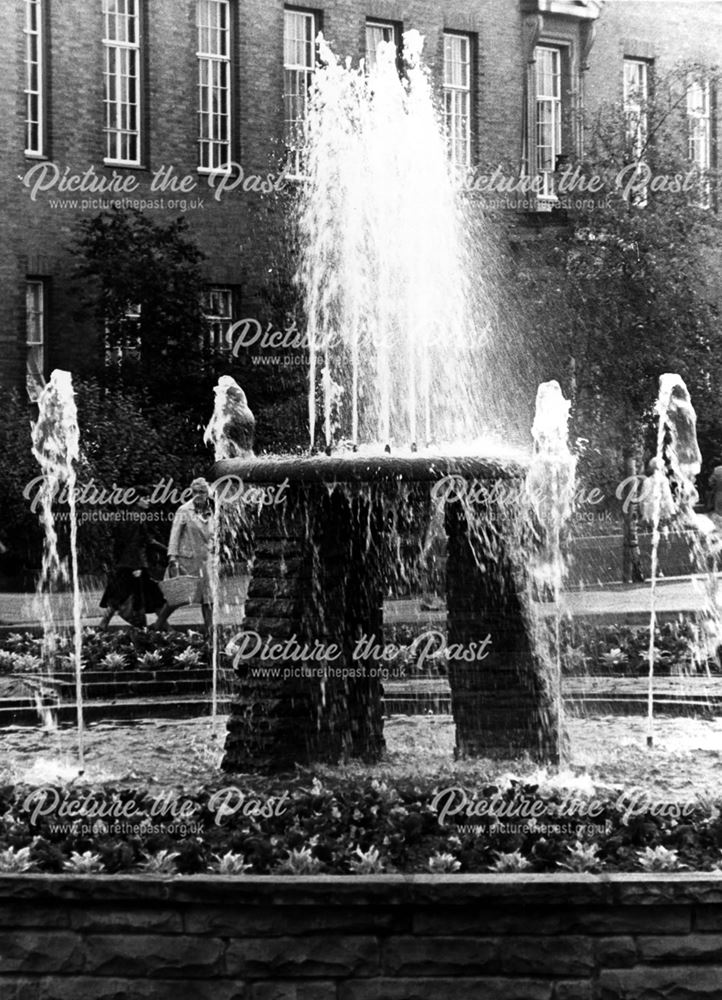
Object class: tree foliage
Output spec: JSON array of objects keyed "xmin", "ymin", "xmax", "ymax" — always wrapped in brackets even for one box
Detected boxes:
[{"xmin": 561, "ymin": 62, "xmax": 722, "ymax": 482}]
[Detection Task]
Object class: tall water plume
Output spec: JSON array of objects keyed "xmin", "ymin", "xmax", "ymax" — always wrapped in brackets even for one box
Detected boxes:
[
  {"xmin": 31, "ymin": 370, "xmax": 84, "ymax": 768},
  {"xmin": 296, "ymin": 31, "xmax": 481, "ymax": 450}
]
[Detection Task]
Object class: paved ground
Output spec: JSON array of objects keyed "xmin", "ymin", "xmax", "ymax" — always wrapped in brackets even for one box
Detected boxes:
[
  {"xmin": 0, "ymin": 574, "xmax": 716, "ymax": 630},
  {"xmin": 0, "ymin": 578, "xmax": 250, "ymax": 630},
  {"xmin": 386, "ymin": 576, "xmax": 719, "ymax": 625}
]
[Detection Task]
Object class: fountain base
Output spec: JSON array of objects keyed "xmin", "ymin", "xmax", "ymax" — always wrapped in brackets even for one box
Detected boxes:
[{"xmin": 215, "ymin": 453, "xmax": 559, "ymax": 771}]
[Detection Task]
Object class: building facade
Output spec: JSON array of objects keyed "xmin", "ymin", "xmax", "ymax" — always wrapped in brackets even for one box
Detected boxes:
[{"xmin": 1, "ymin": 0, "xmax": 720, "ymax": 397}]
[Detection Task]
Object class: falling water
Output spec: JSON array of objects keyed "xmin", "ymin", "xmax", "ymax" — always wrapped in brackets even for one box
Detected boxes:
[
  {"xmin": 296, "ymin": 31, "xmax": 480, "ymax": 450},
  {"xmin": 30, "ymin": 370, "xmax": 84, "ymax": 770},
  {"xmin": 646, "ymin": 374, "xmax": 702, "ymax": 748},
  {"xmin": 204, "ymin": 377, "xmax": 256, "ymax": 734},
  {"xmin": 524, "ymin": 381, "xmax": 576, "ymax": 762}
]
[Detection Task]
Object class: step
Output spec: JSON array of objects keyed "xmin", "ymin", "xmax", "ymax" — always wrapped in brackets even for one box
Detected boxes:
[{"xmin": 0, "ymin": 696, "xmax": 233, "ymax": 727}]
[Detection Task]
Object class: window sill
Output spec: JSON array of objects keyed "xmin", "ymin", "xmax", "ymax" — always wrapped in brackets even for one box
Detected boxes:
[{"xmin": 103, "ymin": 160, "xmax": 147, "ymax": 171}]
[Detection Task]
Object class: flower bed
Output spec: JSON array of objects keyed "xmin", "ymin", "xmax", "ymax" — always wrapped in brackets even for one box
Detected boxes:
[
  {"xmin": 0, "ymin": 628, "xmax": 213, "ymax": 674},
  {"xmin": 2, "ymin": 617, "xmax": 713, "ymax": 680},
  {"xmin": 565, "ymin": 617, "xmax": 719, "ymax": 676},
  {"xmin": 1, "ymin": 772, "xmax": 721, "ymax": 877}
]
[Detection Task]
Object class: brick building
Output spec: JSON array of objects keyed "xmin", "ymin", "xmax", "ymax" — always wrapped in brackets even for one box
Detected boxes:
[{"xmin": 1, "ymin": 0, "xmax": 720, "ymax": 398}]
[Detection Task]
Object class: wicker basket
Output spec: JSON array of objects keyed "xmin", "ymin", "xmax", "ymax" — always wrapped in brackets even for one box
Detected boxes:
[{"xmin": 160, "ymin": 566, "xmax": 201, "ymax": 607}]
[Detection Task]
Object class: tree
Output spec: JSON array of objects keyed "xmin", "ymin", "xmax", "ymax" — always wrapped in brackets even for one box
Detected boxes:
[
  {"xmin": 70, "ymin": 207, "xmax": 308, "ymax": 455},
  {"xmin": 559, "ymin": 62, "xmax": 722, "ymax": 578}
]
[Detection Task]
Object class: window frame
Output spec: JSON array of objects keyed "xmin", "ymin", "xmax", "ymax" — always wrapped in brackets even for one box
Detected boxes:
[
  {"xmin": 443, "ymin": 31, "xmax": 473, "ymax": 176},
  {"xmin": 202, "ymin": 286, "xmax": 234, "ymax": 351},
  {"xmin": 283, "ymin": 7, "xmax": 318, "ymax": 180},
  {"xmin": 365, "ymin": 19, "xmax": 400, "ymax": 74},
  {"xmin": 623, "ymin": 57, "xmax": 649, "ymax": 163},
  {"xmin": 24, "ymin": 0, "xmax": 46, "ymax": 158},
  {"xmin": 534, "ymin": 44, "xmax": 563, "ymax": 202},
  {"xmin": 26, "ymin": 279, "xmax": 46, "ymax": 401},
  {"xmin": 687, "ymin": 75, "xmax": 712, "ymax": 209},
  {"xmin": 196, "ymin": 0, "xmax": 233, "ymax": 175},
  {"xmin": 102, "ymin": 0, "xmax": 143, "ymax": 167}
]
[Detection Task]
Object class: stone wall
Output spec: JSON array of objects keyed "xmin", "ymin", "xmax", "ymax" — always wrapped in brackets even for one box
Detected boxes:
[{"xmin": 2, "ymin": 874, "xmax": 722, "ymax": 999}]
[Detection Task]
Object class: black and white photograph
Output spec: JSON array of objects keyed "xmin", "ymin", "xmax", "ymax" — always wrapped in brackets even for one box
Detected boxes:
[{"xmin": 1, "ymin": 0, "xmax": 722, "ymax": 996}]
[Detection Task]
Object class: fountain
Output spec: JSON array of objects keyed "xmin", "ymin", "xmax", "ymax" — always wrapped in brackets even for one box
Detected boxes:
[
  {"xmin": 203, "ymin": 376, "xmax": 257, "ymax": 737},
  {"xmin": 524, "ymin": 381, "xmax": 577, "ymax": 762},
  {"xmin": 30, "ymin": 370, "xmax": 84, "ymax": 769},
  {"xmin": 215, "ymin": 33, "xmax": 559, "ymax": 772},
  {"xmin": 645, "ymin": 374, "xmax": 716, "ymax": 747}
]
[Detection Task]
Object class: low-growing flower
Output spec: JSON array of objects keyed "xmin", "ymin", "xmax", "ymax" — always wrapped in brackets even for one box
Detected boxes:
[
  {"xmin": 637, "ymin": 846, "xmax": 684, "ymax": 872},
  {"xmin": 558, "ymin": 841, "xmax": 601, "ymax": 873},
  {"xmin": 211, "ymin": 852, "xmax": 253, "ymax": 875},
  {"xmin": 139, "ymin": 850, "xmax": 180, "ymax": 874},
  {"xmin": 63, "ymin": 851, "xmax": 104, "ymax": 873},
  {"xmin": 13, "ymin": 654, "xmax": 42, "ymax": 674},
  {"xmin": 100, "ymin": 652, "xmax": 127, "ymax": 671},
  {"xmin": 349, "ymin": 845, "xmax": 384, "ymax": 875},
  {"xmin": 427, "ymin": 851, "xmax": 461, "ymax": 874},
  {"xmin": 139, "ymin": 651, "xmax": 163, "ymax": 668},
  {"xmin": 276, "ymin": 846, "xmax": 323, "ymax": 875},
  {"xmin": 175, "ymin": 647, "xmax": 202, "ymax": 667},
  {"xmin": 489, "ymin": 850, "xmax": 532, "ymax": 873},
  {"xmin": 0, "ymin": 846, "xmax": 36, "ymax": 873}
]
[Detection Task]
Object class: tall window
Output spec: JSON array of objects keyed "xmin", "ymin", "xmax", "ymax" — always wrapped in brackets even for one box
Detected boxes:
[
  {"xmin": 444, "ymin": 33, "xmax": 472, "ymax": 174},
  {"xmin": 688, "ymin": 77, "xmax": 712, "ymax": 208},
  {"xmin": 103, "ymin": 0, "xmax": 141, "ymax": 165},
  {"xmin": 365, "ymin": 20, "xmax": 397, "ymax": 73},
  {"xmin": 535, "ymin": 47, "xmax": 562, "ymax": 200},
  {"xmin": 26, "ymin": 281, "xmax": 45, "ymax": 401},
  {"xmin": 197, "ymin": 0, "xmax": 231, "ymax": 172},
  {"xmin": 623, "ymin": 59, "xmax": 649, "ymax": 162},
  {"xmin": 203, "ymin": 287, "xmax": 233, "ymax": 350},
  {"xmin": 284, "ymin": 8, "xmax": 316, "ymax": 178},
  {"xmin": 24, "ymin": 0, "xmax": 45, "ymax": 156}
]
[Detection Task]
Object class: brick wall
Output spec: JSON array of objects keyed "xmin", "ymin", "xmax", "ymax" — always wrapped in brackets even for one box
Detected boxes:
[
  {"xmin": 2, "ymin": 0, "xmax": 721, "ymax": 392},
  {"xmin": 2, "ymin": 874, "xmax": 722, "ymax": 998}
]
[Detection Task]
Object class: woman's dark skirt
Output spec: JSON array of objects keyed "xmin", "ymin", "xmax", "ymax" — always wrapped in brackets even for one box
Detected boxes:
[{"xmin": 100, "ymin": 568, "xmax": 165, "ymax": 614}]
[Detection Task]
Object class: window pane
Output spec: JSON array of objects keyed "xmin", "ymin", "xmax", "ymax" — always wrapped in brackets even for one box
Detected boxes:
[
  {"xmin": 197, "ymin": 0, "xmax": 231, "ymax": 170},
  {"xmin": 534, "ymin": 47, "xmax": 561, "ymax": 197},
  {"xmin": 24, "ymin": 0, "xmax": 44, "ymax": 155},
  {"xmin": 284, "ymin": 9, "xmax": 316, "ymax": 178},
  {"xmin": 103, "ymin": 0, "xmax": 141, "ymax": 164},
  {"xmin": 444, "ymin": 33, "xmax": 472, "ymax": 173},
  {"xmin": 366, "ymin": 22, "xmax": 394, "ymax": 71}
]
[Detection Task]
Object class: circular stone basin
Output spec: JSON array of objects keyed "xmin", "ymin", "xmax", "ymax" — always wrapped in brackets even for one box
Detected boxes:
[{"xmin": 212, "ymin": 450, "xmax": 529, "ymax": 486}]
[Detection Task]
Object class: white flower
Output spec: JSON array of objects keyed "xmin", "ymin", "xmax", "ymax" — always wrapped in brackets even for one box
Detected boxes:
[
  {"xmin": 277, "ymin": 846, "xmax": 323, "ymax": 875},
  {"xmin": 558, "ymin": 841, "xmax": 601, "ymax": 873},
  {"xmin": 489, "ymin": 850, "xmax": 532, "ymax": 873},
  {"xmin": 637, "ymin": 846, "xmax": 684, "ymax": 872},
  {"xmin": 63, "ymin": 851, "xmax": 104, "ymax": 873},
  {"xmin": 0, "ymin": 846, "xmax": 36, "ymax": 873},
  {"xmin": 139, "ymin": 850, "xmax": 180, "ymax": 874},
  {"xmin": 427, "ymin": 852, "xmax": 461, "ymax": 874},
  {"xmin": 211, "ymin": 852, "xmax": 253, "ymax": 875},
  {"xmin": 349, "ymin": 845, "xmax": 384, "ymax": 875}
]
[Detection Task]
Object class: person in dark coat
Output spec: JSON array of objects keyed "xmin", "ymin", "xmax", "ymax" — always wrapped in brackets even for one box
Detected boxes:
[{"xmin": 99, "ymin": 494, "xmax": 166, "ymax": 629}]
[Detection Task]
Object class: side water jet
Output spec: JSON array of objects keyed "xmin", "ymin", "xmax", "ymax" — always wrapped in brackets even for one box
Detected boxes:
[
  {"xmin": 31, "ymin": 370, "xmax": 84, "ymax": 770},
  {"xmin": 646, "ymin": 374, "xmax": 702, "ymax": 749},
  {"xmin": 524, "ymin": 381, "xmax": 576, "ymax": 764},
  {"xmin": 204, "ymin": 377, "xmax": 256, "ymax": 734}
]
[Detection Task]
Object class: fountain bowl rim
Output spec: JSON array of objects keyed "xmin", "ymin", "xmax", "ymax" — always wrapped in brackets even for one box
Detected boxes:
[{"xmin": 210, "ymin": 452, "xmax": 528, "ymax": 486}]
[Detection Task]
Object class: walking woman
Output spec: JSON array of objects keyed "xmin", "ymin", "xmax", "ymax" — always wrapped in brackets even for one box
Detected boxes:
[
  {"xmin": 99, "ymin": 494, "xmax": 166, "ymax": 629},
  {"xmin": 154, "ymin": 478, "xmax": 215, "ymax": 631}
]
